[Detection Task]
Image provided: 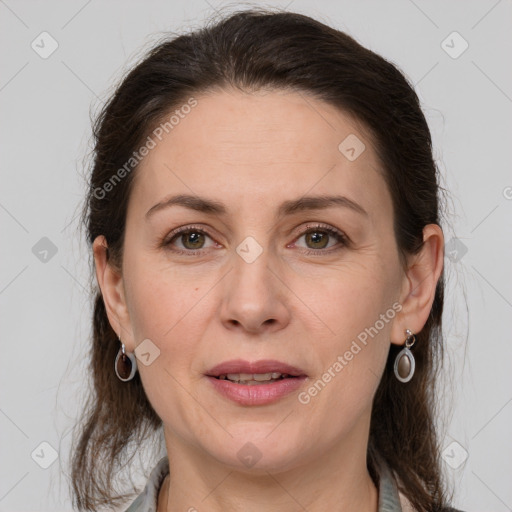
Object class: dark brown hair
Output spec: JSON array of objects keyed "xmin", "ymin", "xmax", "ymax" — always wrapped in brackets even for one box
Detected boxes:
[{"xmin": 71, "ymin": 7, "xmax": 453, "ymax": 511}]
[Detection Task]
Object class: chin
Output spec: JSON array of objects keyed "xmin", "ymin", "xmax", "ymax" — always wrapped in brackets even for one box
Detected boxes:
[{"xmin": 204, "ymin": 435, "xmax": 304, "ymax": 474}]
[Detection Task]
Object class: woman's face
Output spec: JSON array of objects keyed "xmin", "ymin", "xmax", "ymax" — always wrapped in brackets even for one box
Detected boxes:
[{"xmin": 104, "ymin": 88, "xmax": 410, "ymax": 472}]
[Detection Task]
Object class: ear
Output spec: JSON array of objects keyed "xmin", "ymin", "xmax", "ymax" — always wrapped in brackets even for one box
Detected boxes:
[
  {"xmin": 390, "ymin": 224, "xmax": 444, "ymax": 345},
  {"xmin": 92, "ymin": 235, "xmax": 135, "ymax": 350}
]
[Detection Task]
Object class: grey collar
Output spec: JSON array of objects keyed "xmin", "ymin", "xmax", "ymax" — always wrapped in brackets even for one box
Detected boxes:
[
  {"xmin": 124, "ymin": 454, "xmax": 405, "ymax": 512},
  {"xmin": 373, "ymin": 452, "xmax": 404, "ymax": 511}
]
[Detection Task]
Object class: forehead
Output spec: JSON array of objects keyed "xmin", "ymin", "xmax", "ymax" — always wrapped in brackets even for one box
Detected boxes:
[
  {"xmin": 155, "ymin": 88, "xmax": 373, "ymax": 164},
  {"xmin": 128, "ymin": 88, "xmax": 388, "ymax": 221}
]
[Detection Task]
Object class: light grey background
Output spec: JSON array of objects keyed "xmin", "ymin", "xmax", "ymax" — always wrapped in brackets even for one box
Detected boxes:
[{"xmin": 1, "ymin": 0, "xmax": 511, "ymax": 510}]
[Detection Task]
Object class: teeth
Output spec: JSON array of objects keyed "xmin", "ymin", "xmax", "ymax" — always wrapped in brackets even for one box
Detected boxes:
[{"xmin": 219, "ymin": 372, "xmax": 290, "ymax": 382}]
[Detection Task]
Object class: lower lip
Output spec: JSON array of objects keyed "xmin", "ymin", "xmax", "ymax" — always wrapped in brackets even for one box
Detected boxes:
[{"xmin": 205, "ymin": 375, "xmax": 307, "ymax": 406}]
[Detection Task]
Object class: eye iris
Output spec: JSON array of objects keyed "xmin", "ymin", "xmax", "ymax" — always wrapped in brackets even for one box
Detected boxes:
[
  {"xmin": 306, "ymin": 231, "xmax": 329, "ymax": 249},
  {"xmin": 174, "ymin": 228, "xmax": 336, "ymax": 252},
  {"xmin": 182, "ymin": 231, "xmax": 204, "ymax": 249}
]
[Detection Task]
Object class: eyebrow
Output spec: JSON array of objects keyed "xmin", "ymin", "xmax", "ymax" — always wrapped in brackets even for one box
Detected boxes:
[{"xmin": 145, "ymin": 193, "xmax": 368, "ymax": 220}]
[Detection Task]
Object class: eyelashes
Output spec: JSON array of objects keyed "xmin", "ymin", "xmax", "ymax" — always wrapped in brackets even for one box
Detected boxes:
[
  {"xmin": 293, "ymin": 225, "xmax": 349, "ymax": 254},
  {"xmin": 161, "ymin": 223, "xmax": 350, "ymax": 256},
  {"xmin": 162, "ymin": 225, "xmax": 218, "ymax": 254}
]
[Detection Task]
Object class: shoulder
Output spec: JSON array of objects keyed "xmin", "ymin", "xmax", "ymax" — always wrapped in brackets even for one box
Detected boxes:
[
  {"xmin": 398, "ymin": 490, "xmax": 416, "ymax": 512},
  {"xmin": 124, "ymin": 455, "xmax": 170, "ymax": 512},
  {"xmin": 399, "ymin": 491, "xmax": 466, "ymax": 512}
]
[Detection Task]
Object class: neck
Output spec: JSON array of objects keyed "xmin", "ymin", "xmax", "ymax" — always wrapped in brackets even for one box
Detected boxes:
[{"xmin": 158, "ymin": 422, "xmax": 379, "ymax": 512}]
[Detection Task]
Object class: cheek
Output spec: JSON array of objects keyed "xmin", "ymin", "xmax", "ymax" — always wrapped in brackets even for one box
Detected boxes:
[
  {"xmin": 125, "ymin": 257, "xmax": 207, "ymax": 339},
  {"xmin": 124, "ymin": 259, "xmax": 219, "ymax": 387},
  {"xmin": 123, "ymin": 263, "xmax": 210, "ymax": 426},
  {"xmin": 292, "ymin": 258, "xmax": 397, "ymax": 341},
  {"xmin": 291, "ymin": 259, "xmax": 397, "ymax": 402},
  {"xmin": 295, "ymin": 268, "xmax": 394, "ymax": 437}
]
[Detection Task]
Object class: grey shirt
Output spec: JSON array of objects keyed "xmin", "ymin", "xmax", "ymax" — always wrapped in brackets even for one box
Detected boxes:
[{"xmin": 123, "ymin": 454, "xmax": 461, "ymax": 512}]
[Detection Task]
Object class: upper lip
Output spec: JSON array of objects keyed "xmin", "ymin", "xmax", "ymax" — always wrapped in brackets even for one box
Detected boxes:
[{"xmin": 206, "ymin": 359, "xmax": 307, "ymax": 377}]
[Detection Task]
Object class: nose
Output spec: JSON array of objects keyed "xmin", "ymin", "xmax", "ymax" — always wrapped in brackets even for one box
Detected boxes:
[{"xmin": 219, "ymin": 246, "xmax": 291, "ymax": 335}]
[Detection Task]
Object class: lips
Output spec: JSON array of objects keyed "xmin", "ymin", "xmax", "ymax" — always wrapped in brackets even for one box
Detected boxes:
[
  {"xmin": 206, "ymin": 359, "xmax": 307, "ymax": 378},
  {"xmin": 205, "ymin": 359, "xmax": 308, "ymax": 405}
]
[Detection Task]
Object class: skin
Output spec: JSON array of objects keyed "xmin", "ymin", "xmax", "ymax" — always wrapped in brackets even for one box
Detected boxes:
[{"xmin": 93, "ymin": 88, "xmax": 444, "ymax": 512}]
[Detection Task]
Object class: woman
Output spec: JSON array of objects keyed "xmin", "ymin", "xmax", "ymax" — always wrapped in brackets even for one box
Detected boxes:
[{"xmin": 70, "ymin": 8, "xmax": 464, "ymax": 512}]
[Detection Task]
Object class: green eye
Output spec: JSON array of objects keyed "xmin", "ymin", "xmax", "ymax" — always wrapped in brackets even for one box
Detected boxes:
[
  {"xmin": 179, "ymin": 231, "xmax": 207, "ymax": 250},
  {"xmin": 162, "ymin": 223, "xmax": 348, "ymax": 256},
  {"xmin": 294, "ymin": 225, "xmax": 348, "ymax": 254},
  {"xmin": 164, "ymin": 227, "xmax": 214, "ymax": 254}
]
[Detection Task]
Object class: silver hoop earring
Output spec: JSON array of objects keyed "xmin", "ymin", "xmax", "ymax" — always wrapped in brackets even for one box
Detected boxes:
[
  {"xmin": 115, "ymin": 336, "xmax": 138, "ymax": 381},
  {"xmin": 394, "ymin": 329, "xmax": 416, "ymax": 383}
]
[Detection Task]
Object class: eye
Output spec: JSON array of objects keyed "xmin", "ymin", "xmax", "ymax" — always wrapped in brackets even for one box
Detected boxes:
[
  {"xmin": 162, "ymin": 226, "xmax": 217, "ymax": 254},
  {"xmin": 292, "ymin": 224, "xmax": 348, "ymax": 254},
  {"xmin": 161, "ymin": 223, "xmax": 349, "ymax": 256}
]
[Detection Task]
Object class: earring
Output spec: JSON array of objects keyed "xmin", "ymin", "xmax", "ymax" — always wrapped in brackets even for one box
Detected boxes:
[
  {"xmin": 115, "ymin": 336, "xmax": 138, "ymax": 381},
  {"xmin": 394, "ymin": 329, "xmax": 416, "ymax": 383}
]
